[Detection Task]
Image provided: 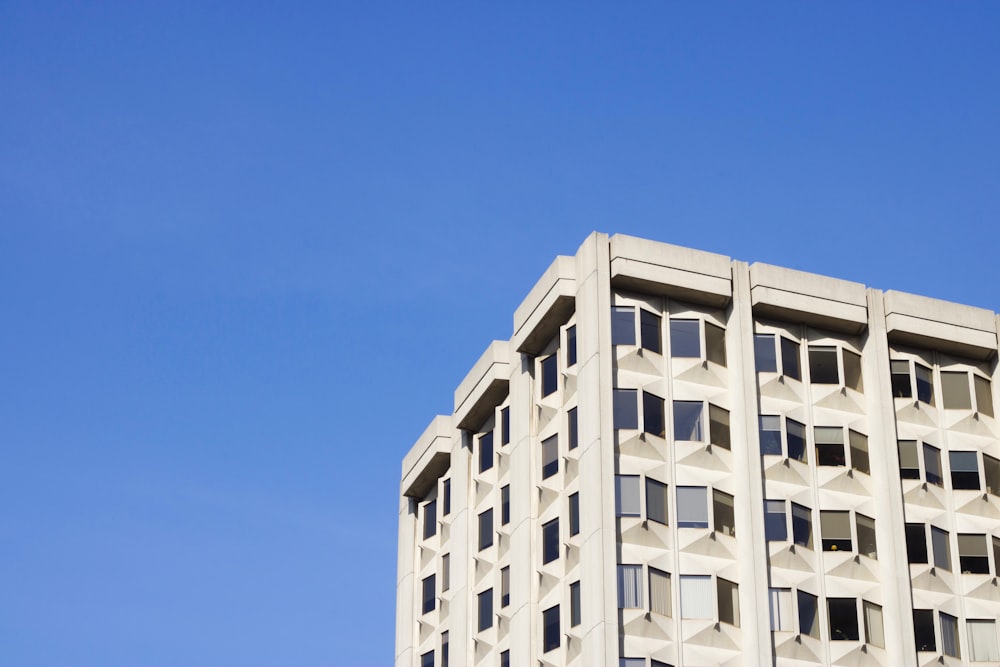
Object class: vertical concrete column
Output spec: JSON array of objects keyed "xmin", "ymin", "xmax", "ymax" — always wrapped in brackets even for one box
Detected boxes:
[
  {"xmin": 573, "ymin": 232, "xmax": 617, "ymax": 667},
  {"xmin": 865, "ymin": 288, "xmax": 917, "ymax": 666},
  {"xmin": 508, "ymin": 352, "xmax": 534, "ymax": 664},
  {"xmin": 447, "ymin": 432, "xmax": 472, "ymax": 666},
  {"xmin": 730, "ymin": 261, "xmax": 776, "ymax": 667},
  {"xmin": 395, "ymin": 495, "xmax": 417, "ymax": 667}
]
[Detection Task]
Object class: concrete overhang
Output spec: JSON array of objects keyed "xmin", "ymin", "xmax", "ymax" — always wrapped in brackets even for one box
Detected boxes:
[
  {"xmin": 401, "ymin": 415, "xmax": 452, "ymax": 499},
  {"xmin": 884, "ymin": 290, "xmax": 997, "ymax": 361},
  {"xmin": 750, "ymin": 263, "xmax": 868, "ymax": 334},
  {"xmin": 513, "ymin": 256, "xmax": 576, "ymax": 355},
  {"xmin": 609, "ymin": 234, "xmax": 732, "ymax": 307},
  {"xmin": 454, "ymin": 340, "xmax": 511, "ymax": 430}
]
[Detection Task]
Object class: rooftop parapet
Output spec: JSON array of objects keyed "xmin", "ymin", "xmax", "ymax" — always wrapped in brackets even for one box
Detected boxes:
[
  {"xmin": 454, "ymin": 340, "xmax": 511, "ymax": 430},
  {"xmin": 609, "ymin": 233, "xmax": 732, "ymax": 306},
  {"xmin": 750, "ymin": 263, "xmax": 868, "ymax": 334},
  {"xmin": 513, "ymin": 255, "xmax": 576, "ymax": 355},
  {"xmin": 401, "ymin": 415, "xmax": 452, "ymax": 499},
  {"xmin": 884, "ymin": 290, "xmax": 997, "ymax": 360}
]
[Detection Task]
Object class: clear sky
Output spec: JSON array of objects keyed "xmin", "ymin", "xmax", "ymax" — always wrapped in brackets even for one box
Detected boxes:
[{"xmin": 2, "ymin": 2, "xmax": 999, "ymax": 666}]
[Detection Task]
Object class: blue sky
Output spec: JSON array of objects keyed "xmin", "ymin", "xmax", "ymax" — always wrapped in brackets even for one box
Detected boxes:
[{"xmin": 2, "ymin": 2, "xmax": 999, "ymax": 666}]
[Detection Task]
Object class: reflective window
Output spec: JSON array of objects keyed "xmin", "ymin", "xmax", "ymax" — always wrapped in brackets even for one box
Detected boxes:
[
  {"xmin": 673, "ymin": 401, "xmax": 703, "ymax": 441},
  {"xmin": 755, "ymin": 334, "xmax": 777, "ymax": 372},
  {"xmin": 477, "ymin": 588, "xmax": 493, "ymax": 631},
  {"xmin": 568, "ymin": 492, "xmax": 580, "ymax": 536},
  {"xmin": 670, "ymin": 319, "xmax": 701, "ymax": 357},
  {"xmin": 942, "ymin": 371, "xmax": 972, "ymax": 409},
  {"xmin": 706, "ymin": 322, "xmax": 726, "ymax": 366},
  {"xmin": 932, "ymin": 526, "xmax": 951, "ymax": 570},
  {"xmin": 809, "ymin": 346, "xmax": 840, "ymax": 384},
  {"xmin": 640, "ymin": 310, "xmax": 661, "ymax": 354},
  {"xmin": 541, "ymin": 435, "xmax": 558, "ymax": 479},
  {"xmin": 765, "ymin": 500, "xmax": 787, "ymax": 541},
  {"xmin": 951, "ymin": 451, "xmax": 980, "ymax": 490},
  {"xmin": 542, "ymin": 518, "xmax": 559, "ymax": 564},
  {"xmin": 542, "ymin": 604, "xmax": 560, "ymax": 652},
  {"xmin": 570, "ymin": 581, "xmax": 581, "ymax": 626},
  {"xmin": 612, "ymin": 306, "xmax": 636, "ymax": 345},
  {"xmin": 613, "ymin": 389, "xmax": 639, "ymax": 429},
  {"xmin": 646, "ymin": 478, "xmax": 668, "ymax": 525},
  {"xmin": 566, "ymin": 325, "xmax": 577, "ymax": 367},
  {"xmin": 676, "ymin": 486, "xmax": 708, "ymax": 528},
  {"xmin": 541, "ymin": 354, "xmax": 558, "ymax": 397},
  {"xmin": 615, "ymin": 475, "xmax": 641, "ymax": 517},
  {"xmin": 479, "ymin": 431, "xmax": 494, "ymax": 473},
  {"xmin": 643, "ymin": 391, "xmax": 665, "ymax": 438},
  {"xmin": 798, "ymin": 590, "xmax": 819, "ymax": 638}
]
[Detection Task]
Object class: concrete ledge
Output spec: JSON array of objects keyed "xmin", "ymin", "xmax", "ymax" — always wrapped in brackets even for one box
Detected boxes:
[
  {"xmin": 884, "ymin": 290, "xmax": 997, "ymax": 360},
  {"xmin": 401, "ymin": 415, "xmax": 452, "ymax": 499},
  {"xmin": 609, "ymin": 234, "xmax": 732, "ymax": 307},
  {"xmin": 750, "ymin": 263, "xmax": 868, "ymax": 334},
  {"xmin": 513, "ymin": 255, "xmax": 576, "ymax": 354},
  {"xmin": 454, "ymin": 340, "xmax": 511, "ymax": 430}
]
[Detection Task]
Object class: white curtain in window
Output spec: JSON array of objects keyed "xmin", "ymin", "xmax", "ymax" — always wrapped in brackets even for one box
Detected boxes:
[
  {"xmin": 615, "ymin": 476, "xmax": 641, "ymax": 517},
  {"xmin": 863, "ymin": 601, "xmax": 884, "ymax": 648},
  {"xmin": 617, "ymin": 565, "xmax": 643, "ymax": 609},
  {"xmin": 676, "ymin": 486, "xmax": 708, "ymax": 526},
  {"xmin": 769, "ymin": 588, "xmax": 792, "ymax": 631},
  {"xmin": 680, "ymin": 575, "xmax": 713, "ymax": 619},
  {"xmin": 969, "ymin": 620, "xmax": 1000, "ymax": 661},
  {"xmin": 649, "ymin": 569, "xmax": 671, "ymax": 616},
  {"xmin": 941, "ymin": 613, "xmax": 960, "ymax": 658}
]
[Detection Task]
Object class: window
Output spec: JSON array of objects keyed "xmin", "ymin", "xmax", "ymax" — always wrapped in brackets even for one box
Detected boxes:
[
  {"xmin": 916, "ymin": 363, "xmax": 934, "ymax": 403},
  {"xmin": 541, "ymin": 354, "xmax": 558, "ymax": 397},
  {"xmin": 975, "ymin": 375, "xmax": 994, "ymax": 417},
  {"xmin": 679, "ymin": 575, "xmax": 712, "ymax": 619},
  {"xmin": 569, "ymin": 492, "xmax": 580, "ymax": 536},
  {"xmin": 478, "ymin": 509, "xmax": 493, "ymax": 550},
  {"xmin": 863, "ymin": 601, "xmax": 885, "ymax": 647},
  {"xmin": 709, "ymin": 405, "xmax": 730, "ymax": 449},
  {"xmin": 856, "ymin": 514, "xmax": 877, "ymax": 559},
  {"xmin": 924, "ymin": 443, "xmax": 943, "ymax": 485},
  {"xmin": 843, "ymin": 350, "xmax": 863, "ymax": 391},
  {"xmin": 424, "ymin": 500, "xmax": 437, "ymax": 539},
  {"xmin": 441, "ymin": 631, "xmax": 448, "ymax": 667},
  {"xmin": 759, "ymin": 415, "xmax": 782, "ymax": 455},
  {"xmin": 820, "ymin": 511, "xmax": 852, "ymax": 551},
  {"xmin": 905, "ymin": 524, "xmax": 928, "ymax": 563},
  {"xmin": 620, "ymin": 660, "xmax": 644, "ymax": 667},
  {"xmin": 501, "ymin": 406, "xmax": 510, "ymax": 445},
  {"xmin": 932, "ymin": 526, "xmax": 951, "ymax": 570},
  {"xmin": 422, "ymin": 575, "xmax": 436, "ymax": 614},
  {"xmin": 755, "ymin": 334, "xmax": 778, "ymax": 372},
  {"xmin": 781, "ymin": 337, "xmax": 802, "ymax": 380},
  {"xmin": 420, "ymin": 651, "xmax": 433, "ymax": 667},
  {"xmin": 670, "ymin": 319, "xmax": 700, "ymax": 357},
  {"xmin": 618, "ymin": 564, "xmax": 643, "ymax": 609},
  {"xmin": 899, "ymin": 440, "xmax": 920, "ymax": 479},
  {"xmin": 717, "ymin": 578, "xmax": 740, "ymax": 626},
  {"xmin": 809, "ymin": 346, "xmax": 840, "ymax": 384},
  {"xmin": 959, "ymin": 534, "xmax": 989, "ymax": 574},
  {"xmin": 769, "ymin": 588, "xmax": 792, "ymax": 631},
  {"xmin": 542, "ymin": 518, "xmax": 560, "ymax": 564},
  {"xmin": 943, "ymin": 371, "xmax": 972, "ymax": 409},
  {"xmin": 828, "ymin": 598, "xmax": 859, "ymax": 640},
  {"xmin": 570, "ymin": 581, "xmax": 581, "ymax": 626},
  {"xmin": 765, "ymin": 500, "xmax": 788, "ymax": 541},
  {"xmin": 477, "ymin": 589, "xmax": 493, "ymax": 631},
  {"xmin": 787, "ymin": 419, "xmax": 806, "ymax": 461},
  {"xmin": 968, "ymin": 620, "xmax": 1000, "ymax": 662},
  {"xmin": 815, "ymin": 427, "xmax": 845, "ymax": 467},
  {"xmin": 646, "ymin": 477, "xmax": 668, "ymax": 525},
  {"xmin": 442, "ymin": 479, "xmax": 451, "ymax": 515},
  {"xmin": 499, "ymin": 650, "xmax": 509, "ymax": 667},
  {"xmin": 501, "ymin": 485, "xmax": 510, "ymax": 525},
  {"xmin": 891, "ymin": 360, "xmax": 912, "ymax": 397},
  {"xmin": 651, "ymin": 661, "xmax": 673, "ymax": 667},
  {"xmin": 566, "ymin": 325, "xmax": 577, "ymax": 366},
  {"xmin": 890, "ymin": 359, "xmax": 934, "ymax": 403},
  {"xmin": 942, "ymin": 612, "xmax": 960, "ymax": 658},
  {"xmin": 676, "ymin": 486, "xmax": 708, "ymax": 528},
  {"xmin": 615, "ymin": 475, "xmax": 641, "ymax": 517},
  {"xmin": 792, "ymin": 503, "xmax": 813, "ymax": 548},
  {"xmin": 673, "ymin": 401, "xmax": 703, "ymax": 441},
  {"xmin": 951, "ymin": 451, "xmax": 980, "ymax": 490},
  {"xmin": 643, "ymin": 391, "xmax": 665, "ymax": 438},
  {"xmin": 641, "ymin": 309, "xmax": 661, "ymax": 353},
  {"xmin": 713, "ymin": 489, "xmax": 735, "ymax": 537},
  {"xmin": 706, "ymin": 322, "xmax": 726, "ymax": 366},
  {"xmin": 798, "ymin": 590, "xmax": 819, "ymax": 637},
  {"xmin": 650, "ymin": 568, "xmax": 671, "ymax": 616},
  {"xmin": 994, "ymin": 537, "xmax": 1000, "ymax": 575},
  {"xmin": 542, "ymin": 435, "xmax": 558, "ymax": 479},
  {"xmin": 612, "ymin": 306, "xmax": 636, "ymax": 345},
  {"xmin": 442, "ymin": 554, "xmax": 450, "ymax": 591},
  {"xmin": 614, "ymin": 389, "xmax": 639, "ymax": 430},
  {"xmin": 500, "ymin": 566, "xmax": 510, "ymax": 607},
  {"xmin": 985, "ymin": 454, "xmax": 1000, "ymax": 495},
  {"xmin": 849, "ymin": 430, "xmax": 870, "ymax": 475},
  {"xmin": 568, "ymin": 408, "xmax": 578, "ymax": 449},
  {"xmin": 479, "ymin": 431, "xmax": 494, "ymax": 473},
  {"xmin": 914, "ymin": 609, "xmax": 936, "ymax": 651}
]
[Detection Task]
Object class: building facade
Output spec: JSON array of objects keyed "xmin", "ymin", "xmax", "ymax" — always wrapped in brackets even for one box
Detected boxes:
[{"xmin": 396, "ymin": 232, "xmax": 1000, "ymax": 667}]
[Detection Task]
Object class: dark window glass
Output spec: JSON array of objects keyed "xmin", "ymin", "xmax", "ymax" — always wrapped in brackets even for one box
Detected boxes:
[
  {"xmin": 643, "ymin": 391, "xmax": 665, "ymax": 438},
  {"xmin": 422, "ymin": 575, "xmax": 436, "ymax": 614},
  {"xmin": 501, "ymin": 407, "xmax": 510, "ymax": 445},
  {"xmin": 500, "ymin": 566, "xmax": 510, "ymax": 607},
  {"xmin": 914, "ymin": 609, "xmax": 936, "ymax": 651},
  {"xmin": 798, "ymin": 590, "xmax": 819, "ymax": 637},
  {"xmin": 670, "ymin": 319, "xmax": 701, "ymax": 357},
  {"xmin": 612, "ymin": 306, "xmax": 635, "ymax": 345},
  {"xmin": 420, "ymin": 651, "xmax": 434, "ymax": 667},
  {"xmin": 500, "ymin": 651, "xmax": 509, "ymax": 667},
  {"xmin": 442, "ymin": 554, "xmax": 450, "ymax": 591},
  {"xmin": 843, "ymin": 350, "xmax": 863, "ymax": 392},
  {"xmin": 709, "ymin": 405, "xmax": 730, "ymax": 450},
  {"xmin": 568, "ymin": 408, "xmax": 578, "ymax": 450},
  {"xmin": 442, "ymin": 480, "xmax": 451, "ymax": 515},
  {"xmin": 809, "ymin": 346, "xmax": 840, "ymax": 384},
  {"xmin": 765, "ymin": 500, "xmax": 787, "ymax": 541},
  {"xmin": 713, "ymin": 489, "xmax": 736, "ymax": 537},
  {"xmin": 613, "ymin": 389, "xmax": 639, "ymax": 430},
  {"xmin": 543, "ymin": 605, "xmax": 560, "ymax": 652},
  {"xmin": 786, "ymin": 419, "xmax": 806, "ymax": 462},
  {"xmin": 706, "ymin": 323, "xmax": 727, "ymax": 367},
  {"xmin": 543, "ymin": 518, "xmax": 560, "ymax": 564},
  {"xmin": 915, "ymin": 364, "xmax": 934, "ymax": 404},
  {"xmin": 717, "ymin": 578, "xmax": 739, "ymax": 626},
  {"xmin": 849, "ymin": 430, "xmax": 870, "ymax": 475},
  {"xmin": 673, "ymin": 401, "xmax": 703, "ymax": 441},
  {"xmin": 942, "ymin": 371, "xmax": 971, "ymax": 409},
  {"xmin": 501, "ymin": 485, "xmax": 510, "ymax": 525},
  {"xmin": 479, "ymin": 431, "xmax": 494, "ymax": 473},
  {"xmin": 815, "ymin": 426, "xmax": 845, "ymax": 467},
  {"xmin": 570, "ymin": 581, "xmax": 581, "ymax": 626},
  {"xmin": 975, "ymin": 375, "xmax": 993, "ymax": 416},
  {"xmin": 792, "ymin": 503, "xmax": 813, "ymax": 548},
  {"xmin": 856, "ymin": 514, "xmax": 877, "ymax": 559},
  {"xmin": 640, "ymin": 310, "xmax": 661, "ymax": 354},
  {"xmin": 566, "ymin": 325, "xmax": 577, "ymax": 367},
  {"xmin": 821, "ymin": 511, "xmax": 852, "ymax": 551},
  {"xmin": 568, "ymin": 493, "xmax": 580, "ymax": 536},
  {"xmin": 898, "ymin": 440, "xmax": 920, "ymax": 479},
  {"xmin": 755, "ymin": 334, "xmax": 777, "ymax": 372},
  {"xmin": 541, "ymin": 355, "xmax": 558, "ymax": 397},
  {"xmin": 651, "ymin": 661, "xmax": 673, "ymax": 667},
  {"xmin": 828, "ymin": 598, "xmax": 859, "ymax": 640},
  {"xmin": 759, "ymin": 415, "xmax": 782, "ymax": 455},
  {"xmin": 441, "ymin": 631, "xmax": 448, "ymax": 667},
  {"xmin": 932, "ymin": 526, "xmax": 951, "ymax": 570},
  {"xmin": 646, "ymin": 478, "xmax": 669, "ymax": 525},
  {"xmin": 924, "ymin": 443, "xmax": 943, "ymax": 486},
  {"xmin": 478, "ymin": 589, "xmax": 493, "ymax": 631},
  {"xmin": 959, "ymin": 534, "xmax": 990, "ymax": 574},
  {"xmin": 906, "ymin": 524, "xmax": 928, "ymax": 563},
  {"xmin": 950, "ymin": 451, "xmax": 980, "ymax": 490},
  {"xmin": 478, "ymin": 509, "xmax": 493, "ymax": 551},
  {"xmin": 891, "ymin": 360, "xmax": 912, "ymax": 398},
  {"xmin": 985, "ymin": 454, "xmax": 1000, "ymax": 495},
  {"xmin": 542, "ymin": 435, "xmax": 558, "ymax": 479},
  {"xmin": 781, "ymin": 337, "xmax": 801, "ymax": 380},
  {"xmin": 424, "ymin": 500, "xmax": 437, "ymax": 539}
]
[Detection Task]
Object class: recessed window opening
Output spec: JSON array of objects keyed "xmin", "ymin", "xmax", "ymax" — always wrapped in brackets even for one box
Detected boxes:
[
  {"xmin": 958, "ymin": 534, "xmax": 990, "ymax": 574},
  {"xmin": 828, "ymin": 598, "xmax": 859, "ymax": 640},
  {"xmin": 809, "ymin": 346, "xmax": 840, "ymax": 384},
  {"xmin": 942, "ymin": 371, "xmax": 972, "ymax": 409},
  {"xmin": 673, "ymin": 401, "xmax": 703, "ymax": 441},
  {"xmin": 612, "ymin": 306, "xmax": 636, "ymax": 345},
  {"xmin": 950, "ymin": 451, "xmax": 980, "ymax": 490},
  {"xmin": 815, "ymin": 426, "xmax": 845, "ymax": 467},
  {"xmin": 670, "ymin": 319, "xmax": 701, "ymax": 358},
  {"xmin": 821, "ymin": 511, "xmax": 852, "ymax": 551},
  {"xmin": 541, "ymin": 355, "xmax": 558, "ymax": 397}
]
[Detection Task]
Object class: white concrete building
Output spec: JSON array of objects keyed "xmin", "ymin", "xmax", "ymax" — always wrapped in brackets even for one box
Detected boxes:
[{"xmin": 396, "ymin": 232, "xmax": 1000, "ymax": 667}]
